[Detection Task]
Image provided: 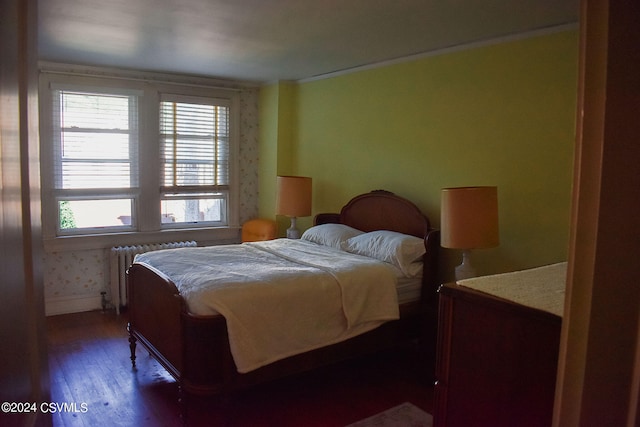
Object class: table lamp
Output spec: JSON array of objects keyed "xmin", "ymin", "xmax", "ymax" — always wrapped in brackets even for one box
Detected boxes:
[
  {"xmin": 441, "ymin": 186, "xmax": 499, "ymax": 281},
  {"xmin": 276, "ymin": 175, "xmax": 312, "ymax": 239}
]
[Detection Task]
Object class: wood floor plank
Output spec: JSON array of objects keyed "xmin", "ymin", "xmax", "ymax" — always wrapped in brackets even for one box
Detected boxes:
[{"xmin": 47, "ymin": 310, "xmax": 433, "ymax": 426}]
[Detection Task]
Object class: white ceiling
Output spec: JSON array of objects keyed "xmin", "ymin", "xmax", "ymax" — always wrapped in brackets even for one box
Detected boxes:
[{"xmin": 38, "ymin": 0, "xmax": 579, "ymax": 83}]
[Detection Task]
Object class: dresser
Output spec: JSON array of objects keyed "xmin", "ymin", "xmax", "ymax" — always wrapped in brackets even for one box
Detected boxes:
[{"xmin": 434, "ymin": 264, "xmax": 565, "ymax": 427}]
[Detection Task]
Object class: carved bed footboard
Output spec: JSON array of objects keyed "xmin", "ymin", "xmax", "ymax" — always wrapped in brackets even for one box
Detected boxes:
[
  {"xmin": 127, "ymin": 266, "xmax": 437, "ymax": 395},
  {"xmin": 127, "ymin": 262, "xmax": 185, "ymax": 381}
]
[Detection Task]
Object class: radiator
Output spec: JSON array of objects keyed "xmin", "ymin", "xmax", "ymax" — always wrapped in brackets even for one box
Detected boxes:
[{"xmin": 109, "ymin": 241, "xmax": 197, "ymax": 313}]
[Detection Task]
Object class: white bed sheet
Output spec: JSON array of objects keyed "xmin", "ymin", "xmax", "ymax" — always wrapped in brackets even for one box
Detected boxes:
[{"xmin": 134, "ymin": 239, "xmax": 402, "ymax": 373}]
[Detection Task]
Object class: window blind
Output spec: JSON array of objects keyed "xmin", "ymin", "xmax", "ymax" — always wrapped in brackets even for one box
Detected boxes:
[
  {"xmin": 52, "ymin": 90, "xmax": 139, "ymax": 190},
  {"xmin": 159, "ymin": 97, "xmax": 230, "ymax": 192}
]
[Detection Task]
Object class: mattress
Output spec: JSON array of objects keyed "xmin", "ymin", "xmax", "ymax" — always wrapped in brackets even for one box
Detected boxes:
[
  {"xmin": 457, "ymin": 262, "xmax": 567, "ymax": 317},
  {"xmin": 396, "ymin": 276, "xmax": 422, "ymax": 305}
]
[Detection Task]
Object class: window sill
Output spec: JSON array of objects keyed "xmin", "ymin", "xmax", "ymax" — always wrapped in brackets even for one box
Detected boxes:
[{"xmin": 43, "ymin": 227, "xmax": 241, "ymax": 252}]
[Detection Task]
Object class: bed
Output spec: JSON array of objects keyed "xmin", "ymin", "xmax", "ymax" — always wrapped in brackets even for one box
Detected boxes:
[
  {"xmin": 126, "ymin": 190, "xmax": 440, "ymax": 402},
  {"xmin": 434, "ymin": 262, "xmax": 566, "ymax": 427}
]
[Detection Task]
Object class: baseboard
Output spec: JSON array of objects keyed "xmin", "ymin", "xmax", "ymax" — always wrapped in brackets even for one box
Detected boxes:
[{"xmin": 45, "ymin": 294, "xmax": 103, "ymax": 316}]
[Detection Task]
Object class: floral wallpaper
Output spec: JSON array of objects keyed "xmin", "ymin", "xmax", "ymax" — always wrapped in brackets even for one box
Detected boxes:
[
  {"xmin": 44, "ymin": 87, "xmax": 261, "ymax": 312},
  {"xmin": 238, "ymin": 87, "xmax": 260, "ymax": 224},
  {"xmin": 44, "ymin": 249, "xmax": 107, "ymax": 299}
]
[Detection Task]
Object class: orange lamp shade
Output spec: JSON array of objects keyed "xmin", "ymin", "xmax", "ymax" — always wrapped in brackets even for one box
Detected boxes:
[
  {"xmin": 276, "ymin": 176, "xmax": 312, "ymax": 217},
  {"xmin": 441, "ymin": 186, "xmax": 499, "ymax": 250}
]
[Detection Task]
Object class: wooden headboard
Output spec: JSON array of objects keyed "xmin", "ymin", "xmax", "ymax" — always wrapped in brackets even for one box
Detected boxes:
[
  {"xmin": 315, "ymin": 190, "xmax": 440, "ymax": 302},
  {"xmin": 315, "ymin": 190, "xmax": 431, "ymax": 237}
]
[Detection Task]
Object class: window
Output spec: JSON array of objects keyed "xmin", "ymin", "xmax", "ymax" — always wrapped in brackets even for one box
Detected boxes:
[
  {"xmin": 40, "ymin": 72, "xmax": 239, "ymax": 244},
  {"xmin": 159, "ymin": 95, "xmax": 229, "ymax": 226},
  {"xmin": 51, "ymin": 88, "xmax": 139, "ymax": 234}
]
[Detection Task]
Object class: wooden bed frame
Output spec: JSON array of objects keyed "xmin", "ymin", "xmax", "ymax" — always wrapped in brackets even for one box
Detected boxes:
[{"xmin": 126, "ymin": 190, "xmax": 440, "ymax": 402}]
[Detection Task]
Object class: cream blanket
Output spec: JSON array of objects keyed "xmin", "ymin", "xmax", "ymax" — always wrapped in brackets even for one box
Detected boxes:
[
  {"xmin": 458, "ymin": 262, "xmax": 567, "ymax": 317},
  {"xmin": 134, "ymin": 239, "xmax": 400, "ymax": 373}
]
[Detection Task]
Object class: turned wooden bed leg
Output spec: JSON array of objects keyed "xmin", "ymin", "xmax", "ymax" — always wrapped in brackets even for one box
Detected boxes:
[{"xmin": 127, "ymin": 323, "xmax": 137, "ymax": 368}]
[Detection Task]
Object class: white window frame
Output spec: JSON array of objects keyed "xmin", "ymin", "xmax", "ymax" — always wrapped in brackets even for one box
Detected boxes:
[
  {"xmin": 158, "ymin": 93, "xmax": 231, "ymax": 229},
  {"xmin": 39, "ymin": 70, "xmax": 240, "ymax": 251},
  {"xmin": 48, "ymin": 84, "xmax": 142, "ymax": 236}
]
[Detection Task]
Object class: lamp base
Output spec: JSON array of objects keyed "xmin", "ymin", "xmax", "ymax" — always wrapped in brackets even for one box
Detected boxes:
[
  {"xmin": 455, "ymin": 250, "xmax": 477, "ymax": 281},
  {"xmin": 286, "ymin": 217, "xmax": 300, "ymax": 239}
]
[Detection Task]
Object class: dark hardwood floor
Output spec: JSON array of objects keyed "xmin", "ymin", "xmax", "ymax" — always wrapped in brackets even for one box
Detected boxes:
[{"xmin": 47, "ymin": 310, "xmax": 433, "ymax": 426}]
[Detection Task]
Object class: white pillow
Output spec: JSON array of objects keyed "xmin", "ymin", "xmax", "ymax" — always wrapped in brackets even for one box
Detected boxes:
[
  {"xmin": 301, "ymin": 223, "xmax": 364, "ymax": 249},
  {"xmin": 342, "ymin": 230, "xmax": 425, "ymax": 277}
]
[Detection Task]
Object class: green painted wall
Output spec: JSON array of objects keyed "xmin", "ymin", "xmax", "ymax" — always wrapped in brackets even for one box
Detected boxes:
[
  {"xmin": 258, "ymin": 84, "xmax": 278, "ymax": 219},
  {"xmin": 261, "ymin": 30, "xmax": 578, "ymax": 279},
  {"xmin": 258, "ymin": 81, "xmax": 298, "ymax": 233}
]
